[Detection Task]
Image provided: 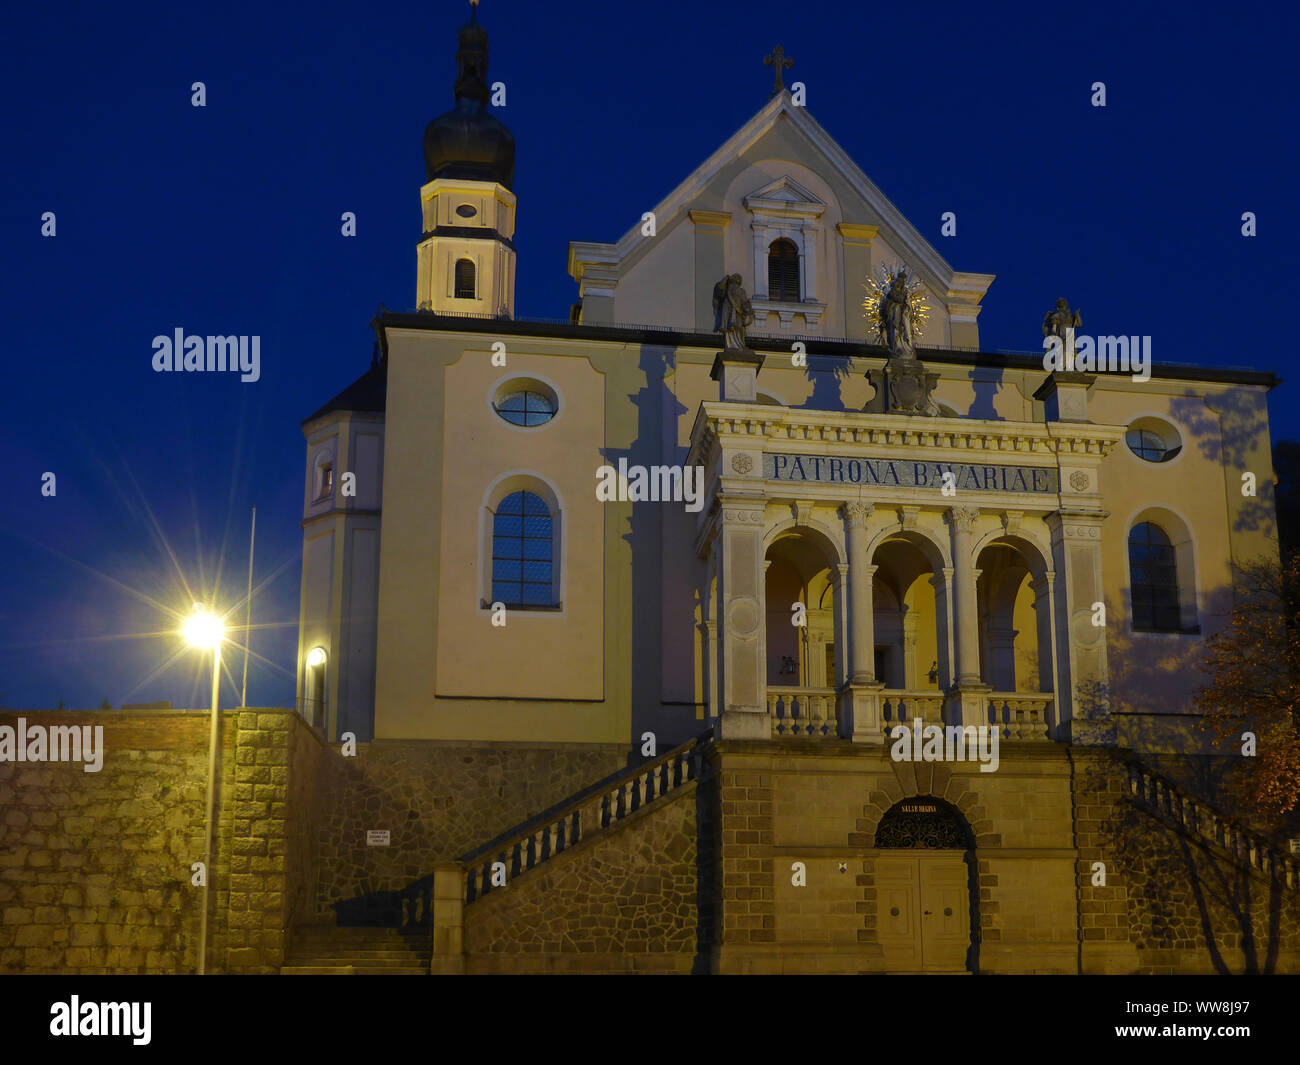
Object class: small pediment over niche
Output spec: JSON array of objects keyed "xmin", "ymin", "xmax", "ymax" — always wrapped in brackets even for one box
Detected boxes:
[{"xmin": 743, "ymin": 175, "xmax": 827, "ymax": 217}]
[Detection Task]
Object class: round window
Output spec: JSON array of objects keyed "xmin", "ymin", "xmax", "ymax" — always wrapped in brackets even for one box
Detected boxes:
[
  {"xmin": 493, "ymin": 386, "xmax": 557, "ymax": 427},
  {"xmin": 1125, "ymin": 418, "xmax": 1182, "ymax": 463},
  {"xmin": 456, "ymin": 203, "xmax": 478, "ymax": 219}
]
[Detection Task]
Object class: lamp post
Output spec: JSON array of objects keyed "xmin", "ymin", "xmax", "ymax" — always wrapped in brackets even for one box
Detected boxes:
[{"xmin": 183, "ymin": 605, "xmax": 224, "ymax": 976}]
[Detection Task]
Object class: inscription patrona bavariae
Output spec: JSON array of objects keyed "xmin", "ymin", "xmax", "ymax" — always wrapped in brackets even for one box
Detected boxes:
[{"xmin": 762, "ymin": 454, "xmax": 1059, "ymax": 493}]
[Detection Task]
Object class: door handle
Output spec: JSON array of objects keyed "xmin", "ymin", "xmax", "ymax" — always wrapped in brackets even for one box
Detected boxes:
[{"xmin": 923, "ymin": 910, "xmax": 933, "ymax": 915}]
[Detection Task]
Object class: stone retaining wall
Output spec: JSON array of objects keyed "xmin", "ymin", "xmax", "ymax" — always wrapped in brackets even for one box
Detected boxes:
[
  {"xmin": 462, "ymin": 782, "xmax": 701, "ymax": 973},
  {"xmin": 0, "ymin": 708, "xmax": 324, "ymax": 974},
  {"xmin": 310, "ymin": 740, "xmax": 628, "ymax": 922}
]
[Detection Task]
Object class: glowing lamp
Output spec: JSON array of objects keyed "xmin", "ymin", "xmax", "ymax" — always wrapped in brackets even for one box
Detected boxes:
[{"xmin": 183, "ymin": 607, "xmax": 224, "ymax": 649}]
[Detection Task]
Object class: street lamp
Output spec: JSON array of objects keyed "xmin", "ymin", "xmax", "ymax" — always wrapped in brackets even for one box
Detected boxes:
[
  {"xmin": 184, "ymin": 604, "xmax": 224, "ymax": 975},
  {"xmin": 305, "ymin": 646, "xmax": 327, "ymax": 727}
]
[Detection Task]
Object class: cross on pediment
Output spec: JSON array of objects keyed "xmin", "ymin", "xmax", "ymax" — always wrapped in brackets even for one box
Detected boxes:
[{"xmin": 764, "ymin": 46, "xmax": 794, "ymax": 94}]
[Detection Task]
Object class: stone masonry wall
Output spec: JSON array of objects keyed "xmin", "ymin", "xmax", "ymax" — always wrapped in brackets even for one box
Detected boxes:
[
  {"xmin": 0, "ymin": 708, "xmax": 324, "ymax": 974},
  {"xmin": 0, "ymin": 710, "xmax": 235, "ymax": 974},
  {"xmin": 463, "ymin": 783, "xmax": 700, "ymax": 973},
  {"xmin": 225, "ymin": 709, "xmax": 327, "ymax": 972},
  {"xmin": 311, "ymin": 740, "xmax": 628, "ymax": 923}
]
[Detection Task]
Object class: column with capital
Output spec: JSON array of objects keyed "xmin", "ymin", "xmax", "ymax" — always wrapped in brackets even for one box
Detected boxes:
[
  {"xmin": 838, "ymin": 502, "xmax": 884, "ymax": 743},
  {"xmin": 945, "ymin": 505, "xmax": 992, "ymax": 727}
]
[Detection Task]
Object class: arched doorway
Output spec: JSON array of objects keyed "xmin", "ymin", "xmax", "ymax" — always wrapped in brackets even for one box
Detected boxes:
[{"xmin": 873, "ymin": 797, "xmax": 976, "ymax": 973}]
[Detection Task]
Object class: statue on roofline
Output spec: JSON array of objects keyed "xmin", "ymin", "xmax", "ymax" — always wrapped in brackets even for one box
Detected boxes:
[
  {"xmin": 712, "ymin": 274, "xmax": 755, "ymax": 350},
  {"xmin": 1042, "ymin": 297, "xmax": 1082, "ymax": 344}
]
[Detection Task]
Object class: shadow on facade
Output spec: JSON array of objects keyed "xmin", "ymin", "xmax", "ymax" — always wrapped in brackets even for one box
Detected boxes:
[
  {"xmin": 799, "ymin": 356, "xmax": 851, "ymax": 412},
  {"xmin": 603, "ymin": 346, "xmax": 699, "ymax": 758}
]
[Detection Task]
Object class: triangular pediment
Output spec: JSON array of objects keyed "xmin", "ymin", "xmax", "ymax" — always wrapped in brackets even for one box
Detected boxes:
[
  {"xmin": 743, "ymin": 175, "xmax": 826, "ymax": 210},
  {"xmin": 568, "ymin": 91, "xmax": 994, "ymax": 328}
]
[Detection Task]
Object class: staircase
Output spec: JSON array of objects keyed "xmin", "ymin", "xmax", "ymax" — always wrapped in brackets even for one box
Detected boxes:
[
  {"xmin": 461, "ymin": 732, "xmax": 710, "ymax": 904},
  {"xmin": 280, "ymin": 926, "xmax": 430, "ymax": 975},
  {"xmin": 1127, "ymin": 762, "xmax": 1300, "ymax": 890}
]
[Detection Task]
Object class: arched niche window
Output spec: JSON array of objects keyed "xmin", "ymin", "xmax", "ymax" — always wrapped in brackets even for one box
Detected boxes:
[
  {"xmin": 491, "ymin": 489, "xmax": 559, "ymax": 607},
  {"xmin": 1129, "ymin": 522, "xmax": 1182, "ymax": 631},
  {"xmin": 311, "ymin": 449, "xmax": 335, "ymax": 503},
  {"xmin": 767, "ymin": 238, "xmax": 800, "ymax": 303},
  {"xmin": 454, "ymin": 258, "xmax": 476, "ymax": 300}
]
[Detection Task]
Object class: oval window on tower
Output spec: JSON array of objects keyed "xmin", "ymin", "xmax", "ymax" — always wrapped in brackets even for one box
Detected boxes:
[
  {"xmin": 492, "ymin": 378, "xmax": 559, "ymax": 428},
  {"xmin": 456, "ymin": 203, "xmax": 478, "ymax": 219},
  {"xmin": 1125, "ymin": 417, "xmax": 1182, "ymax": 464}
]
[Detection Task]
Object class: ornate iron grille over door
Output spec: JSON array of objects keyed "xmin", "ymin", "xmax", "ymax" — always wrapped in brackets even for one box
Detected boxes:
[{"xmin": 874, "ymin": 798, "xmax": 973, "ymax": 849}]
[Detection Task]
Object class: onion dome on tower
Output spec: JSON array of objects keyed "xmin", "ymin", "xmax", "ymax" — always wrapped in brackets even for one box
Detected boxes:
[{"xmin": 423, "ymin": 1, "xmax": 515, "ymax": 190}]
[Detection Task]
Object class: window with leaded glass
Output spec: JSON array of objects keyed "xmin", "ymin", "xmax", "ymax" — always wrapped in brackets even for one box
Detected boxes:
[
  {"xmin": 1129, "ymin": 522, "xmax": 1181, "ymax": 631},
  {"xmin": 491, "ymin": 491, "xmax": 555, "ymax": 607}
]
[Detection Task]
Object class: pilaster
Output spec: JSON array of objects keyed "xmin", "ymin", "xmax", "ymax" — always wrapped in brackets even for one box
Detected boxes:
[
  {"xmin": 1045, "ymin": 510, "xmax": 1113, "ymax": 744},
  {"xmin": 717, "ymin": 502, "xmax": 769, "ymax": 740}
]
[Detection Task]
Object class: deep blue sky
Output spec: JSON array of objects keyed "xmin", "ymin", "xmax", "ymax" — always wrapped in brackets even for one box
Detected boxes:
[{"xmin": 1, "ymin": 0, "xmax": 1295, "ymax": 710}]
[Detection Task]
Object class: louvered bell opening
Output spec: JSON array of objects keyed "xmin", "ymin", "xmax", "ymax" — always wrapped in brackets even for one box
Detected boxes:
[
  {"xmin": 767, "ymin": 239, "xmax": 800, "ymax": 302},
  {"xmin": 454, "ymin": 258, "xmax": 476, "ymax": 299}
]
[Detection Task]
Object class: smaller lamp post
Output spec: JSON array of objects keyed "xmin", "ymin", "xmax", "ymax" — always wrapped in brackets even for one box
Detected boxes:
[{"xmin": 183, "ymin": 605, "xmax": 224, "ymax": 975}]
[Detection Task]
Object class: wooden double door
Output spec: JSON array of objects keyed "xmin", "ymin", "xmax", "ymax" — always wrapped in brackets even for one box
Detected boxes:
[{"xmin": 875, "ymin": 851, "xmax": 972, "ymax": 972}]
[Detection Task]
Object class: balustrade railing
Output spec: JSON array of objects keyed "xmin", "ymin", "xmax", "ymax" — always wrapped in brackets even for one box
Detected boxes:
[
  {"xmin": 766, "ymin": 686, "xmax": 838, "ymax": 738},
  {"xmin": 879, "ymin": 691, "xmax": 944, "ymax": 728},
  {"xmin": 985, "ymin": 693, "xmax": 1052, "ymax": 740},
  {"xmin": 462, "ymin": 734, "xmax": 708, "ymax": 904},
  {"xmin": 1127, "ymin": 764, "xmax": 1300, "ymax": 891}
]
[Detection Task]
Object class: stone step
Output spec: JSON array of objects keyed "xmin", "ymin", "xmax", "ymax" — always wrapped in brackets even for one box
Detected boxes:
[
  {"xmin": 281, "ymin": 965, "xmax": 355, "ymax": 975},
  {"xmin": 286, "ymin": 954, "xmax": 425, "ymax": 964},
  {"xmin": 287, "ymin": 951, "xmax": 423, "ymax": 962},
  {"xmin": 291, "ymin": 927, "xmax": 426, "ymax": 941}
]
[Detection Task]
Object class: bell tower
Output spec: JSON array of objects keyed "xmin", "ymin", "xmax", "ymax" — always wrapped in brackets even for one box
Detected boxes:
[{"xmin": 417, "ymin": 1, "xmax": 517, "ymax": 316}]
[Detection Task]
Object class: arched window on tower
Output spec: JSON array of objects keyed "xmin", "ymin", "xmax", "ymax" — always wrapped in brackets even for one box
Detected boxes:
[
  {"xmin": 767, "ymin": 238, "xmax": 800, "ymax": 302},
  {"xmin": 1129, "ymin": 522, "xmax": 1181, "ymax": 631},
  {"xmin": 491, "ymin": 490, "xmax": 556, "ymax": 607},
  {"xmin": 454, "ymin": 258, "xmax": 476, "ymax": 300}
]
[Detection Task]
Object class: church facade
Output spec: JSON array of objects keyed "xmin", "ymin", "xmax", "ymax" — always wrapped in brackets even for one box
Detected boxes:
[{"xmin": 291, "ymin": 10, "xmax": 1299, "ymax": 974}]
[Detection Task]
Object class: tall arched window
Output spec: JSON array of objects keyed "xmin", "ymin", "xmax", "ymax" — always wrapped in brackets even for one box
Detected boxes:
[
  {"xmin": 454, "ymin": 258, "xmax": 476, "ymax": 300},
  {"xmin": 1129, "ymin": 522, "xmax": 1180, "ymax": 631},
  {"xmin": 767, "ymin": 238, "xmax": 800, "ymax": 302},
  {"xmin": 492, "ymin": 490, "xmax": 555, "ymax": 606}
]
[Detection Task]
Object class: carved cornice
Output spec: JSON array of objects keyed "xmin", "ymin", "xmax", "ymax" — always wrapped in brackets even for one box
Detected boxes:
[
  {"xmin": 688, "ymin": 209, "xmax": 732, "ymax": 230},
  {"xmin": 687, "ymin": 401, "xmax": 1125, "ymax": 463}
]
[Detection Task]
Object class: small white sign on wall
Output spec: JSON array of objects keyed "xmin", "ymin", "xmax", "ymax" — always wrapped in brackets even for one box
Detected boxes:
[{"xmin": 367, "ymin": 830, "xmax": 390, "ymax": 847}]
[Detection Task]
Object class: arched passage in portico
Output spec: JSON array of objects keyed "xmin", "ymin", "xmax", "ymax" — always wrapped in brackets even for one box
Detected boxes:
[
  {"xmin": 764, "ymin": 525, "xmax": 842, "ymax": 689},
  {"xmin": 973, "ymin": 534, "xmax": 1054, "ymax": 694},
  {"xmin": 869, "ymin": 528, "xmax": 951, "ymax": 691}
]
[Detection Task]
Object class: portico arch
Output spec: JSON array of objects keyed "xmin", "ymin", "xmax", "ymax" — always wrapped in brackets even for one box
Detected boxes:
[
  {"xmin": 974, "ymin": 535, "xmax": 1055, "ymax": 694},
  {"xmin": 765, "ymin": 525, "xmax": 843, "ymax": 689},
  {"xmin": 871, "ymin": 532, "xmax": 950, "ymax": 691}
]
